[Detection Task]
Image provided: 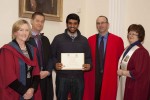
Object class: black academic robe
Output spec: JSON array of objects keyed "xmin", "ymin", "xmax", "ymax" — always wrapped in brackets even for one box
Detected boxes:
[{"xmin": 28, "ymin": 34, "xmax": 54, "ymax": 100}]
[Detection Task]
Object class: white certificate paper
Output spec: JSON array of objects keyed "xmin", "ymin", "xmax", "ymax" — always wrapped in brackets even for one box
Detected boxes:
[{"xmin": 61, "ymin": 53, "xmax": 84, "ymax": 70}]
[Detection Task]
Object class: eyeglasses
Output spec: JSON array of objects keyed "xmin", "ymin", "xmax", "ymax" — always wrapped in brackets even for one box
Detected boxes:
[
  {"xmin": 128, "ymin": 33, "xmax": 138, "ymax": 36},
  {"xmin": 96, "ymin": 22, "xmax": 108, "ymax": 25}
]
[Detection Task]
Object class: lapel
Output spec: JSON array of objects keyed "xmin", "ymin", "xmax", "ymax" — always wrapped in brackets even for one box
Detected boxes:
[
  {"xmin": 28, "ymin": 37, "xmax": 37, "ymax": 48},
  {"xmin": 28, "ymin": 37, "xmax": 43, "ymax": 69}
]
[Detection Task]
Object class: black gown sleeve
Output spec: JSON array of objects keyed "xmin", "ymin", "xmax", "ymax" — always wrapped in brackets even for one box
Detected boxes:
[
  {"xmin": 9, "ymin": 79, "xmax": 28, "ymax": 96},
  {"xmin": 30, "ymin": 75, "xmax": 40, "ymax": 92}
]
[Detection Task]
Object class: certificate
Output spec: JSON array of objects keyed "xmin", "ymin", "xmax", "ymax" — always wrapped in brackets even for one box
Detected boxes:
[{"xmin": 61, "ymin": 53, "xmax": 84, "ymax": 70}]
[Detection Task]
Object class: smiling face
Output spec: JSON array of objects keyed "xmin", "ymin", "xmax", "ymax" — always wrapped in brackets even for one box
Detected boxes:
[
  {"xmin": 127, "ymin": 31, "xmax": 139, "ymax": 44},
  {"xmin": 14, "ymin": 24, "xmax": 30, "ymax": 43},
  {"xmin": 127, "ymin": 24, "xmax": 145, "ymax": 43},
  {"xmin": 12, "ymin": 20, "xmax": 31, "ymax": 43},
  {"xmin": 31, "ymin": 15, "xmax": 45, "ymax": 34},
  {"xmin": 96, "ymin": 16, "xmax": 109, "ymax": 36},
  {"xmin": 66, "ymin": 19, "xmax": 79, "ymax": 34}
]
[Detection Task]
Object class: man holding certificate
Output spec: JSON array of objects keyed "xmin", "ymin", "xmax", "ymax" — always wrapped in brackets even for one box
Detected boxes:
[{"xmin": 51, "ymin": 13, "xmax": 92, "ymax": 100}]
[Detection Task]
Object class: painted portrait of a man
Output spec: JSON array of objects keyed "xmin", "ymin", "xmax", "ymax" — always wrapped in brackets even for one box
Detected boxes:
[{"xmin": 26, "ymin": 0, "xmax": 57, "ymax": 15}]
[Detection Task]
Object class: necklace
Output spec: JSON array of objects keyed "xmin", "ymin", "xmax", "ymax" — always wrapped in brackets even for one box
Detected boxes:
[{"xmin": 20, "ymin": 46, "xmax": 27, "ymax": 50}]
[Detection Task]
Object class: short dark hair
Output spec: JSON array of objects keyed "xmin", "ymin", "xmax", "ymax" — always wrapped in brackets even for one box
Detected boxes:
[
  {"xmin": 128, "ymin": 24, "xmax": 145, "ymax": 42},
  {"xmin": 66, "ymin": 13, "xmax": 80, "ymax": 24},
  {"xmin": 31, "ymin": 12, "xmax": 45, "ymax": 20}
]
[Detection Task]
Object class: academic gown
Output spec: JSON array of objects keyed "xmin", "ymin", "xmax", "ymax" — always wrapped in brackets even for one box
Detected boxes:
[
  {"xmin": 83, "ymin": 33, "xmax": 124, "ymax": 100},
  {"xmin": 122, "ymin": 44, "xmax": 150, "ymax": 100},
  {"xmin": 0, "ymin": 43, "xmax": 42, "ymax": 100},
  {"xmin": 28, "ymin": 34, "xmax": 54, "ymax": 100}
]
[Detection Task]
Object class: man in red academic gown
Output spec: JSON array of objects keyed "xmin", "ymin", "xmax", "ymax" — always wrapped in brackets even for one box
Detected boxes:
[{"xmin": 83, "ymin": 16, "xmax": 124, "ymax": 100}]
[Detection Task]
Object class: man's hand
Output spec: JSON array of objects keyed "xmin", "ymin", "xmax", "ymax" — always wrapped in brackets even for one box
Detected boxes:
[
  {"xmin": 40, "ymin": 71, "xmax": 50, "ymax": 79},
  {"xmin": 82, "ymin": 64, "xmax": 91, "ymax": 71},
  {"xmin": 56, "ymin": 63, "xmax": 63, "ymax": 70}
]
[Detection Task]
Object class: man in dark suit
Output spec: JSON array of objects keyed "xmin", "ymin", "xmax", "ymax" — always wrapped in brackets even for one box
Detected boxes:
[{"xmin": 28, "ymin": 12, "xmax": 54, "ymax": 100}]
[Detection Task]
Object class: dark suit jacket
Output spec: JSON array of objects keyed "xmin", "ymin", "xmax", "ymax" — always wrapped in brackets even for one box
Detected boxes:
[{"xmin": 28, "ymin": 34, "xmax": 54, "ymax": 100}]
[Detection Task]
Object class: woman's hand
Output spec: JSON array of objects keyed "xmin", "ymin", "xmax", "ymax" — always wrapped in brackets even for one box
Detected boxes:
[{"xmin": 23, "ymin": 88, "xmax": 34, "ymax": 99}]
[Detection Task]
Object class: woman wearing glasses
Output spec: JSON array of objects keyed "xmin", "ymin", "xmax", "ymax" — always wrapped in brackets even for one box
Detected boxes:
[{"xmin": 116, "ymin": 24, "xmax": 150, "ymax": 100}]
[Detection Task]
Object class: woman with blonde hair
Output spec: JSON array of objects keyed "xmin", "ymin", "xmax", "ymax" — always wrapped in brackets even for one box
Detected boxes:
[{"xmin": 0, "ymin": 19, "xmax": 42, "ymax": 100}]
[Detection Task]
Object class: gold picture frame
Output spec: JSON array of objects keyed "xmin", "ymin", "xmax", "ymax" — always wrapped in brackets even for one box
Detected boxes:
[{"xmin": 19, "ymin": 0, "xmax": 63, "ymax": 22}]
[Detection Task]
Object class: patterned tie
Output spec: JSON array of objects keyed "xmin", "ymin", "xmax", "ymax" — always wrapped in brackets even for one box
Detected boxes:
[{"xmin": 99, "ymin": 36, "xmax": 104, "ymax": 73}]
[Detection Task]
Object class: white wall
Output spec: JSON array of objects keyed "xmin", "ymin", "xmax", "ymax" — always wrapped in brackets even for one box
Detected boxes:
[
  {"xmin": 123, "ymin": 0, "xmax": 150, "ymax": 52},
  {"xmin": 0, "ymin": 0, "xmax": 18, "ymax": 46},
  {"xmin": 84, "ymin": 0, "xmax": 109, "ymax": 37}
]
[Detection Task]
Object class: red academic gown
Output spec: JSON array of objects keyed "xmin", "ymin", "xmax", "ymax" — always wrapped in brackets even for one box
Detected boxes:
[
  {"xmin": 123, "ymin": 44, "xmax": 150, "ymax": 100},
  {"xmin": 83, "ymin": 33, "xmax": 124, "ymax": 100},
  {"xmin": 0, "ymin": 44, "xmax": 42, "ymax": 100}
]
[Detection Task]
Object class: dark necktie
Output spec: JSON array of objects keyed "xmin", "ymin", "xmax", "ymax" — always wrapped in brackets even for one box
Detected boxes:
[
  {"xmin": 99, "ymin": 36, "xmax": 104, "ymax": 73},
  {"xmin": 95, "ymin": 36, "xmax": 104, "ymax": 100},
  {"xmin": 35, "ymin": 35, "xmax": 43, "ymax": 68}
]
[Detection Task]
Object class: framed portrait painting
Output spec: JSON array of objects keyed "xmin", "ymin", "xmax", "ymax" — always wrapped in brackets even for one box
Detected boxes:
[{"xmin": 19, "ymin": 0, "xmax": 63, "ymax": 21}]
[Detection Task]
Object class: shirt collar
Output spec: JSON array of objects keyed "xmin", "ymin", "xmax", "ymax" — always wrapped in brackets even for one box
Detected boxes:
[
  {"xmin": 67, "ymin": 31, "xmax": 78, "ymax": 38},
  {"xmin": 99, "ymin": 32, "xmax": 109, "ymax": 39},
  {"xmin": 32, "ymin": 31, "xmax": 39, "ymax": 36}
]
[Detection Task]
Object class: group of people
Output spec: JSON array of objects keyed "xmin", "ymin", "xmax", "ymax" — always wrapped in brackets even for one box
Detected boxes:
[{"xmin": 0, "ymin": 12, "xmax": 150, "ymax": 100}]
